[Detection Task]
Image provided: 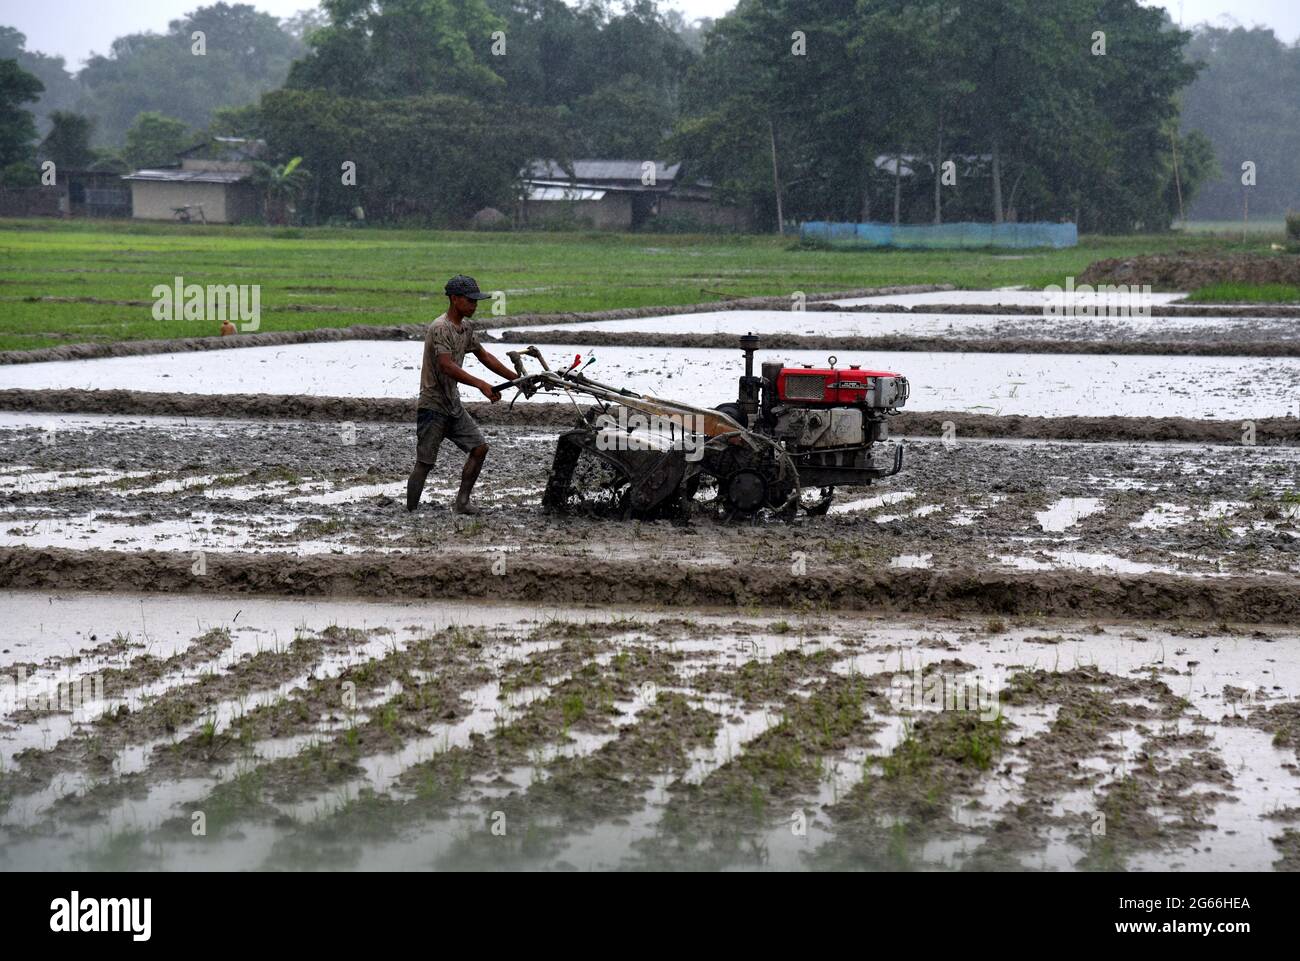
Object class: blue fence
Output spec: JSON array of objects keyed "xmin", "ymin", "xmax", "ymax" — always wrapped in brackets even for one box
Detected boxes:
[{"xmin": 800, "ymin": 221, "xmax": 1078, "ymax": 249}]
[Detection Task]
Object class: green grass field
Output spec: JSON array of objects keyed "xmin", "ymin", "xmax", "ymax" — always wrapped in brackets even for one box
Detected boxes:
[
  {"xmin": 1184, "ymin": 282, "xmax": 1300, "ymax": 303},
  {"xmin": 1179, "ymin": 219, "xmax": 1290, "ymax": 236},
  {"xmin": 0, "ymin": 217, "xmax": 1288, "ymax": 352}
]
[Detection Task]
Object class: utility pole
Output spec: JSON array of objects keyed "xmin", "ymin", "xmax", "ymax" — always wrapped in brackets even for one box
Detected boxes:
[
  {"xmin": 1170, "ymin": 128, "xmax": 1185, "ymax": 229},
  {"xmin": 768, "ymin": 117, "xmax": 784, "ymax": 235}
]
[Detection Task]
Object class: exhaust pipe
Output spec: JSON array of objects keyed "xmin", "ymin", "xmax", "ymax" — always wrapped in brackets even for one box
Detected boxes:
[{"xmin": 738, "ymin": 333, "xmax": 761, "ymax": 423}]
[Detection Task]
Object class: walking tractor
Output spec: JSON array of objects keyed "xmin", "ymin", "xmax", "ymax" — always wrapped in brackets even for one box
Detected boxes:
[{"xmin": 494, "ymin": 335, "xmax": 909, "ymax": 519}]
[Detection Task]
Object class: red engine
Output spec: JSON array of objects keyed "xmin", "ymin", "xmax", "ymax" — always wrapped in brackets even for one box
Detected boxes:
[{"xmin": 775, "ymin": 365, "xmax": 909, "ymax": 409}]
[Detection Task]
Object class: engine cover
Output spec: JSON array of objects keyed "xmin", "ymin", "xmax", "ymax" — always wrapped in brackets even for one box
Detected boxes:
[
  {"xmin": 773, "ymin": 406, "xmax": 864, "ymax": 448},
  {"xmin": 777, "ymin": 367, "xmax": 908, "ymax": 409}
]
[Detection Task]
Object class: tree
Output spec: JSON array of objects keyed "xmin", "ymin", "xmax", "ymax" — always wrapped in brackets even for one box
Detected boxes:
[
  {"xmin": 259, "ymin": 87, "xmax": 569, "ymax": 224},
  {"xmin": 123, "ymin": 112, "xmax": 191, "ymax": 168},
  {"xmin": 1180, "ymin": 25, "xmax": 1300, "ymax": 219},
  {"xmin": 1071, "ymin": 1, "xmax": 1199, "ymax": 230},
  {"xmin": 1165, "ymin": 127, "xmax": 1217, "ymax": 224},
  {"xmin": 854, "ymin": 0, "xmax": 954, "ymax": 225},
  {"xmin": 0, "ymin": 58, "xmax": 44, "ymax": 173},
  {"xmin": 759, "ymin": 0, "xmax": 881, "ymax": 224},
  {"xmin": 482, "ymin": 0, "xmax": 696, "ymax": 111},
  {"xmin": 573, "ymin": 76, "xmax": 674, "ymax": 157},
  {"xmin": 78, "ymin": 3, "xmax": 305, "ymax": 146},
  {"xmin": 666, "ymin": 0, "xmax": 796, "ymax": 231},
  {"xmin": 664, "ymin": 10, "xmax": 710, "ymax": 53},
  {"xmin": 288, "ymin": 0, "xmax": 506, "ymax": 100},
  {"xmin": 483, "ymin": 0, "xmax": 610, "ymax": 107},
  {"xmin": 208, "ymin": 103, "xmax": 263, "ymax": 139},
  {"xmin": 671, "ymin": 0, "xmax": 1204, "ymax": 232},
  {"xmin": 253, "ymin": 155, "xmax": 310, "ymax": 224},
  {"xmin": 0, "ymin": 28, "xmax": 80, "ymax": 135},
  {"xmin": 282, "ymin": 7, "xmax": 330, "ymax": 43},
  {"xmin": 938, "ymin": 0, "xmax": 1087, "ymax": 223},
  {"xmin": 591, "ymin": 0, "xmax": 696, "ymax": 104},
  {"xmin": 40, "ymin": 111, "xmax": 96, "ymax": 169}
]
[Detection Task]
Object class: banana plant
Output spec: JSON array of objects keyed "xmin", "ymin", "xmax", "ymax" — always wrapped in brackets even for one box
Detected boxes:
[{"xmin": 253, "ymin": 156, "xmax": 310, "ymax": 225}]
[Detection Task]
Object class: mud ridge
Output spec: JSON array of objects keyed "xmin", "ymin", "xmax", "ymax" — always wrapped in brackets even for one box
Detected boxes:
[
  {"xmin": 894, "ymin": 410, "xmax": 1300, "ymax": 444},
  {"xmin": 0, "ymin": 547, "xmax": 1296, "ymax": 623},
  {"xmin": 0, "ymin": 285, "xmax": 951, "ymax": 366},
  {"xmin": 497, "ymin": 328, "xmax": 1300, "ymax": 357},
  {"xmin": 0, "ymin": 387, "xmax": 567, "ymax": 428},
  {"xmin": 474, "ymin": 284, "xmax": 954, "ymax": 328},
  {"xmin": 3, "ymin": 387, "xmax": 1297, "ymax": 443},
  {"xmin": 1079, "ymin": 254, "xmax": 1300, "ymax": 289},
  {"xmin": 801, "ymin": 302, "xmax": 1300, "ymax": 318}
]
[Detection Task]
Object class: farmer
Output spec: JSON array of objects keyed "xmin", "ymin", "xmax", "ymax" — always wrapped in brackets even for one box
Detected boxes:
[{"xmin": 407, "ymin": 274, "xmax": 517, "ymax": 515}]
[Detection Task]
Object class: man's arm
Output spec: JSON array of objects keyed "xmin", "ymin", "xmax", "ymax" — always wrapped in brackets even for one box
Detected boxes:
[
  {"xmin": 473, "ymin": 346, "xmax": 517, "ymax": 383},
  {"xmin": 437, "ymin": 352, "xmax": 500, "ymax": 402}
]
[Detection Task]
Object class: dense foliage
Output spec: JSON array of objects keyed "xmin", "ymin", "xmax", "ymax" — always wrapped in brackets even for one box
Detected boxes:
[{"xmin": 0, "ymin": 1, "xmax": 1295, "ymax": 228}]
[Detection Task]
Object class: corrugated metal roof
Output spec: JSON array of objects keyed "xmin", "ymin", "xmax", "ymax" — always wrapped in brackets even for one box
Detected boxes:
[
  {"xmin": 123, "ymin": 168, "xmax": 250, "ymax": 184},
  {"xmin": 526, "ymin": 186, "xmax": 608, "ymax": 201},
  {"xmin": 525, "ymin": 178, "xmax": 668, "ymax": 195},
  {"xmin": 526, "ymin": 160, "xmax": 680, "ymax": 182},
  {"xmin": 874, "ymin": 154, "xmax": 993, "ymax": 176},
  {"xmin": 177, "ymin": 137, "xmax": 266, "ymax": 161}
]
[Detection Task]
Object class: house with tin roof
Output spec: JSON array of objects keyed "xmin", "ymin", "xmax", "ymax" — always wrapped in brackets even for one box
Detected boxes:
[
  {"xmin": 520, "ymin": 159, "xmax": 749, "ymax": 231},
  {"xmin": 123, "ymin": 137, "xmax": 264, "ymax": 223}
]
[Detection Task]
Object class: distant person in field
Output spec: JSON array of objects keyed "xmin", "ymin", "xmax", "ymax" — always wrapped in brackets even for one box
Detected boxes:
[
  {"xmin": 407, "ymin": 274, "xmax": 515, "ymax": 515},
  {"xmin": 220, "ymin": 319, "xmax": 236, "ymax": 336}
]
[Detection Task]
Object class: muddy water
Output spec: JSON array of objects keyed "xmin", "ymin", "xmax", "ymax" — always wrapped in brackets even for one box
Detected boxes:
[
  {"xmin": 1, "ymin": 590, "xmax": 1297, "ymax": 871},
  {"xmin": 514, "ymin": 305, "xmax": 1299, "ymax": 349},
  {"xmin": 1, "ymin": 285, "xmax": 1295, "ymax": 872},
  {"xmin": 1, "ymin": 416, "xmax": 1293, "ymax": 587},
  {"xmin": 831, "ymin": 289, "xmax": 1192, "ymax": 309},
  {"xmin": 4, "ymin": 340, "xmax": 1298, "ymax": 419}
]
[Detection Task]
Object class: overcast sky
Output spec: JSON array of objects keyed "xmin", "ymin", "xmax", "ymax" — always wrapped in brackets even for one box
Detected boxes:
[{"xmin": 8, "ymin": 0, "xmax": 1299, "ymax": 70}]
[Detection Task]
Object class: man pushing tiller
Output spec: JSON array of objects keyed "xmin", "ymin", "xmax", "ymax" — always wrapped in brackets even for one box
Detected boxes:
[{"xmin": 407, "ymin": 274, "xmax": 516, "ymax": 515}]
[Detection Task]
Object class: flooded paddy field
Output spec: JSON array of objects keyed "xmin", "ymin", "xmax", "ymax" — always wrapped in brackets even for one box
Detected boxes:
[
  {"xmin": 510, "ymin": 309, "xmax": 1300, "ymax": 349},
  {"xmin": 2, "ymin": 590, "xmax": 1299, "ymax": 872},
  {"xmin": 828, "ymin": 289, "xmax": 1193, "ymax": 309},
  {"xmin": 0, "ymin": 414, "xmax": 1295, "ymax": 583},
  {"xmin": 0, "ymin": 294, "xmax": 1296, "ymax": 874},
  {"xmin": 3, "ymin": 340, "xmax": 1298, "ymax": 419},
  {"xmin": 510, "ymin": 300, "xmax": 1300, "ymax": 350}
]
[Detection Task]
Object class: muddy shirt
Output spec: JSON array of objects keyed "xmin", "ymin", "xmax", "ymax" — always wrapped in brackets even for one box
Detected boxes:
[{"xmin": 419, "ymin": 313, "xmax": 482, "ymax": 414}]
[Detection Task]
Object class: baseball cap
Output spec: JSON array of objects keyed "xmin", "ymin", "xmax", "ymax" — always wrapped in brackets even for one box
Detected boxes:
[{"xmin": 444, "ymin": 274, "xmax": 491, "ymax": 300}]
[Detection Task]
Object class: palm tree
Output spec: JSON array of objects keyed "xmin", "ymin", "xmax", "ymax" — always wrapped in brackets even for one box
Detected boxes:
[{"xmin": 253, "ymin": 157, "xmax": 310, "ymax": 225}]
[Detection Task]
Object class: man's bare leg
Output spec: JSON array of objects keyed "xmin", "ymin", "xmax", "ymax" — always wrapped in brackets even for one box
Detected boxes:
[
  {"xmin": 407, "ymin": 460, "xmax": 433, "ymax": 511},
  {"xmin": 454, "ymin": 444, "xmax": 489, "ymax": 514}
]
